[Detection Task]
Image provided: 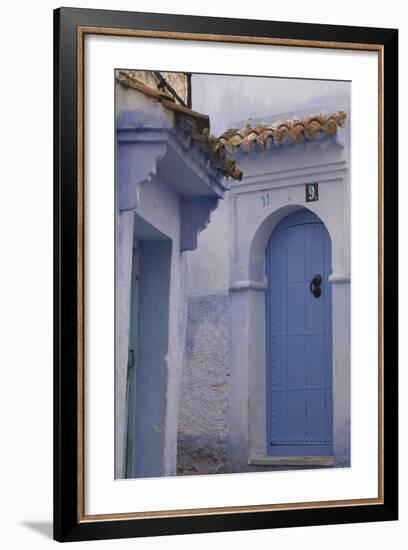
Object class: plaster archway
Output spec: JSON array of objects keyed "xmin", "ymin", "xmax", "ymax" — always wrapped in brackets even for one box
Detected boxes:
[
  {"xmin": 248, "ymin": 204, "xmax": 335, "ymax": 284},
  {"xmin": 228, "ymin": 202, "xmax": 349, "ymax": 469}
]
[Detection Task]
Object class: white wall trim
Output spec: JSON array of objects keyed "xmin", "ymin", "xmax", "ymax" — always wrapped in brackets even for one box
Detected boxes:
[
  {"xmin": 230, "ymin": 280, "xmax": 268, "ymax": 292},
  {"xmin": 231, "ymin": 173, "xmax": 346, "ymax": 196},
  {"xmin": 241, "ymin": 159, "xmax": 347, "ymax": 184},
  {"xmin": 329, "ymin": 273, "xmax": 351, "ymax": 283}
]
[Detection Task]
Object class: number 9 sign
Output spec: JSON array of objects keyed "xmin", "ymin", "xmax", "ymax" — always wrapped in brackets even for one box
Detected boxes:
[{"xmin": 306, "ymin": 183, "xmax": 319, "ymax": 202}]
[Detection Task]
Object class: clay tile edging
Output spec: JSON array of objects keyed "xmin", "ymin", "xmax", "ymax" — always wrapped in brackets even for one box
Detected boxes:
[{"xmin": 219, "ymin": 111, "xmax": 347, "ymax": 152}]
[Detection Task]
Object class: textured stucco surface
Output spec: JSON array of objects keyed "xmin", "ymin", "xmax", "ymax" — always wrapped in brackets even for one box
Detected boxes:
[
  {"xmin": 177, "ymin": 295, "xmax": 230, "ymax": 475},
  {"xmin": 186, "ymin": 196, "xmax": 230, "ymax": 297}
]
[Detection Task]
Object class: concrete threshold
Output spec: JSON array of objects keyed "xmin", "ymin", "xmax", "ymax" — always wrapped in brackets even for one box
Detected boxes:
[{"xmin": 248, "ymin": 455, "xmax": 335, "ymax": 467}]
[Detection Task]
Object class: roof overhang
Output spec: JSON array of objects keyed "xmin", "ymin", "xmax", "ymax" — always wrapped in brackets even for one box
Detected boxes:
[{"xmin": 116, "ymin": 82, "xmax": 234, "ymax": 251}]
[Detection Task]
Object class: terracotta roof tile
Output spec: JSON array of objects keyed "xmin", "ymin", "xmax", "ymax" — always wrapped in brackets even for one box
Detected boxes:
[{"xmin": 219, "ymin": 111, "xmax": 347, "ymax": 152}]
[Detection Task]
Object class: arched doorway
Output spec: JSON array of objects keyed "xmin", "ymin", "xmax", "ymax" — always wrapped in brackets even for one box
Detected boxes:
[{"xmin": 265, "ymin": 208, "xmax": 333, "ymax": 457}]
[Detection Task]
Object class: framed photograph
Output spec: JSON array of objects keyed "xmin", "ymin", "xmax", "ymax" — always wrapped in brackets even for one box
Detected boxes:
[{"xmin": 54, "ymin": 7, "xmax": 398, "ymax": 542}]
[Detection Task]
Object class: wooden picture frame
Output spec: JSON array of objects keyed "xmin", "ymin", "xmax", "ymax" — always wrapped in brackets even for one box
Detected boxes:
[{"xmin": 54, "ymin": 7, "xmax": 398, "ymax": 542}]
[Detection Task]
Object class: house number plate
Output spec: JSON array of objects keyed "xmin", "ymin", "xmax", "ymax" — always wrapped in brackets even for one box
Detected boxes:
[{"xmin": 306, "ymin": 183, "xmax": 319, "ymax": 202}]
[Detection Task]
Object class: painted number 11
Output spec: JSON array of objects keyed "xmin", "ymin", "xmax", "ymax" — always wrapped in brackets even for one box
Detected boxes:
[{"xmin": 261, "ymin": 193, "xmax": 270, "ymax": 207}]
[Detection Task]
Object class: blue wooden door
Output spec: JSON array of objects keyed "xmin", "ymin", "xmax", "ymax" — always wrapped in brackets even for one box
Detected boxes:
[{"xmin": 266, "ymin": 209, "xmax": 333, "ymax": 456}]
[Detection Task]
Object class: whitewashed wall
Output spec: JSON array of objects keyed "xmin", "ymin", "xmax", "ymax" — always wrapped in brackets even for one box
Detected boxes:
[{"xmin": 179, "ymin": 78, "xmax": 350, "ymax": 474}]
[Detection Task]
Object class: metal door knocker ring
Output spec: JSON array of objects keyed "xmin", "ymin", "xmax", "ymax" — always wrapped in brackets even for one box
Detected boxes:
[{"xmin": 309, "ymin": 274, "xmax": 322, "ymax": 298}]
